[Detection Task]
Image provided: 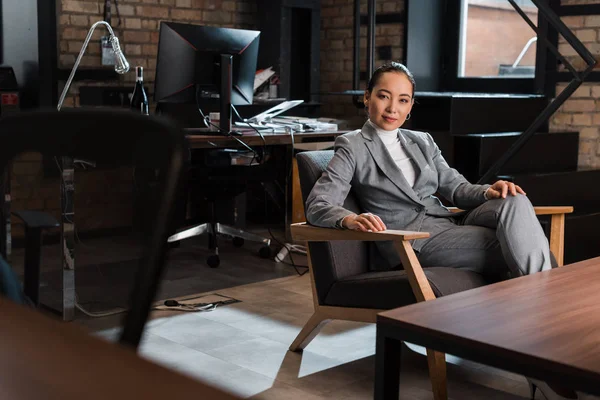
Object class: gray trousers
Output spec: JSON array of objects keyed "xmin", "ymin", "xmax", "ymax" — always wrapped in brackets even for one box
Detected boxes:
[{"xmin": 416, "ymin": 195, "xmax": 553, "ymax": 280}]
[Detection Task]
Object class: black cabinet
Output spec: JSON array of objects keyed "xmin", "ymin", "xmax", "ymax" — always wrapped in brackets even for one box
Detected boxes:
[
  {"xmin": 256, "ymin": 0, "xmax": 320, "ymax": 103},
  {"xmin": 453, "ymin": 131, "xmax": 579, "ymax": 182},
  {"xmin": 406, "ymin": 92, "xmax": 549, "ymax": 134}
]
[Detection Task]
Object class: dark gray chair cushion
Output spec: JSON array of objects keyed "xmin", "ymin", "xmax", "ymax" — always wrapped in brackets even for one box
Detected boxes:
[
  {"xmin": 308, "ymin": 241, "xmax": 370, "ymax": 305},
  {"xmin": 324, "ymin": 267, "xmax": 491, "ymax": 309},
  {"xmin": 297, "ymin": 151, "xmax": 371, "ymax": 304},
  {"xmin": 297, "ymin": 150, "xmax": 335, "ymax": 206}
]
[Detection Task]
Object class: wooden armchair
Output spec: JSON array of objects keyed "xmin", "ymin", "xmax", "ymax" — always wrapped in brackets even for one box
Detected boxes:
[{"xmin": 290, "ymin": 150, "xmax": 573, "ymax": 400}]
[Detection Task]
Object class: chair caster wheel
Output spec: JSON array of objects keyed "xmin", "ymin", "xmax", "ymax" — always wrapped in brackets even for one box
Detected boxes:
[
  {"xmin": 207, "ymin": 255, "xmax": 220, "ymax": 268},
  {"xmin": 259, "ymin": 246, "xmax": 271, "ymax": 259},
  {"xmin": 232, "ymin": 237, "xmax": 244, "ymax": 247}
]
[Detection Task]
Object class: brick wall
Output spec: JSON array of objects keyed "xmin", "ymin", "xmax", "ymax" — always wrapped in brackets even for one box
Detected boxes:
[
  {"xmin": 58, "ymin": 0, "xmax": 258, "ymax": 108},
  {"xmin": 551, "ymin": 1, "xmax": 600, "ymax": 169},
  {"xmin": 320, "ymin": 0, "xmax": 405, "ymax": 128},
  {"xmin": 9, "ymin": 0, "xmax": 258, "ymax": 240}
]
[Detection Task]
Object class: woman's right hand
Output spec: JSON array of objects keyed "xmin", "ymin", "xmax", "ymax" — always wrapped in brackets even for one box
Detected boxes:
[{"xmin": 342, "ymin": 213, "xmax": 386, "ymax": 232}]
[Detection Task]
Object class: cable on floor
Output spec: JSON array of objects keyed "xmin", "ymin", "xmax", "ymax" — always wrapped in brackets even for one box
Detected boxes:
[
  {"xmin": 75, "ymin": 293, "xmax": 128, "ymax": 317},
  {"xmin": 152, "ymin": 293, "xmax": 240, "ymax": 312},
  {"xmin": 267, "ymin": 227, "xmax": 308, "ymax": 276}
]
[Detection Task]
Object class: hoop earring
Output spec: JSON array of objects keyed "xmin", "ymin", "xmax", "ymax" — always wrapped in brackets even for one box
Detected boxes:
[{"xmin": 406, "ymin": 113, "xmax": 411, "ymax": 120}]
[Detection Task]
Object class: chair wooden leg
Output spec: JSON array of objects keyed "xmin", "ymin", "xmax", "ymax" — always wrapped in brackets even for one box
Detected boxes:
[
  {"xmin": 289, "ymin": 312, "xmax": 330, "ymax": 352},
  {"xmin": 550, "ymin": 213, "xmax": 565, "ymax": 267},
  {"xmin": 426, "ymin": 349, "xmax": 448, "ymax": 400}
]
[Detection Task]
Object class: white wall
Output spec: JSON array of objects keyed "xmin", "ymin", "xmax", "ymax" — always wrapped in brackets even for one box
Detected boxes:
[{"xmin": 1, "ymin": 0, "xmax": 39, "ymax": 97}]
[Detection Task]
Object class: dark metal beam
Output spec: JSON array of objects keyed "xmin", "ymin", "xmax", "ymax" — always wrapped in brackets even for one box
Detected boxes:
[
  {"xmin": 534, "ymin": 3, "xmax": 548, "ymax": 94},
  {"xmin": 37, "ymin": 0, "xmax": 58, "ymax": 107},
  {"xmin": 544, "ymin": 0, "xmax": 561, "ymax": 99},
  {"xmin": 353, "ymin": 0, "xmax": 360, "ymax": 91},
  {"xmin": 366, "ymin": 0, "xmax": 376, "ymax": 82},
  {"xmin": 558, "ymin": 4, "xmax": 600, "ymax": 16},
  {"xmin": 556, "ymin": 71, "xmax": 600, "ymax": 82},
  {"xmin": 477, "ymin": 0, "xmax": 597, "ymax": 185}
]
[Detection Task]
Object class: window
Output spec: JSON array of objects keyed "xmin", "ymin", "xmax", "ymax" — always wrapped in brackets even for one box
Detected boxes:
[
  {"xmin": 459, "ymin": 0, "xmax": 538, "ymax": 78},
  {"xmin": 442, "ymin": 0, "xmax": 541, "ymax": 93}
]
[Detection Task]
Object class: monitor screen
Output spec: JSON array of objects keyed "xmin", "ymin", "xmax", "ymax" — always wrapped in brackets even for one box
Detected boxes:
[{"xmin": 154, "ymin": 22, "xmax": 260, "ymax": 107}]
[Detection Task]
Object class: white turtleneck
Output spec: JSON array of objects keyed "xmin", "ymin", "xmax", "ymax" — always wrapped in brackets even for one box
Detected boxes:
[{"xmin": 368, "ymin": 120, "xmax": 416, "ymax": 187}]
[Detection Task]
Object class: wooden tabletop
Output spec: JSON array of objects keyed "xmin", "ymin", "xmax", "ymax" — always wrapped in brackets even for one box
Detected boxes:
[
  {"xmin": 185, "ymin": 130, "xmax": 347, "ymax": 149},
  {"xmin": 0, "ymin": 297, "xmax": 241, "ymax": 400},
  {"xmin": 378, "ymin": 256, "xmax": 600, "ymax": 395}
]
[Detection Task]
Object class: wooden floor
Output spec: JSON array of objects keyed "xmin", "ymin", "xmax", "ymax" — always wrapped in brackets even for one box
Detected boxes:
[
  {"xmin": 9, "ymin": 230, "xmax": 539, "ymax": 399},
  {"xmin": 9, "ymin": 228, "xmax": 297, "ymax": 313}
]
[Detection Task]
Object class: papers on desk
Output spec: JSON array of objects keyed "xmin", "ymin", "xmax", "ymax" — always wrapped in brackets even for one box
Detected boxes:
[
  {"xmin": 272, "ymin": 116, "xmax": 339, "ymax": 132},
  {"xmin": 233, "ymin": 121, "xmax": 289, "ymax": 133},
  {"xmin": 234, "ymin": 118, "xmax": 338, "ymax": 133}
]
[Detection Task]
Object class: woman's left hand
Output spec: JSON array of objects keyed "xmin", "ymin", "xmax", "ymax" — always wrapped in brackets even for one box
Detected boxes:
[{"xmin": 485, "ymin": 180, "xmax": 526, "ymax": 199}]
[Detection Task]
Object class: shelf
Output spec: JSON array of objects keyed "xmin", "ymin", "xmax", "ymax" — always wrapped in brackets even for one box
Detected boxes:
[
  {"xmin": 57, "ymin": 67, "xmax": 119, "ymax": 82},
  {"xmin": 359, "ymin": 12, "xmax": 404, "ymax": 25}
]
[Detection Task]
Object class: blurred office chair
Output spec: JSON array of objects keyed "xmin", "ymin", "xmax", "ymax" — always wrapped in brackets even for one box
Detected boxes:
[
  {"xmin": 168, "ymin": 146, "xmax": 279, "ymax": 268},
  {"xmin": 0, "ymin": 108, "xmax": 187, "ymax": 349}
]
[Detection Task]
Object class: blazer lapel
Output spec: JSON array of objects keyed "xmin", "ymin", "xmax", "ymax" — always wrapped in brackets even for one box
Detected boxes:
[
  {"xmin": 361, "ymin": 122, "xmax": 423, "ymax": 205},
  {"xmin": 399, "ymin": 132, "xmax": 428, "ymax": 190}
]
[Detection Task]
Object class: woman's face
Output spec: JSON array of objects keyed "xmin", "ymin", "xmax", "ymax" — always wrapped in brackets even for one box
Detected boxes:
[{"xmin": 364, "ymin": 71, "xmax": 414, "ymax": 131}]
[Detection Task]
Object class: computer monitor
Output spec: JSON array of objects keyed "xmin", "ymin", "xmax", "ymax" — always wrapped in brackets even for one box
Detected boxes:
[{"xmin": 154, "ymin": 22, "xmax": 260, "ymax": 133}]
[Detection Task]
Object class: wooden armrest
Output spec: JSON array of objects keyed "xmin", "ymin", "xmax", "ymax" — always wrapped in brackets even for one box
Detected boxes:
[
  {"xmin": 532, "ymin": 206, "xmax": 573, "ymax": 215},
  {"xmin": 290, "ymin": 222, "xmax": 429, "ymax": 242},
  {"xmin": 448, "ymin": 206, "xmax": 574, "ymax": 215}
]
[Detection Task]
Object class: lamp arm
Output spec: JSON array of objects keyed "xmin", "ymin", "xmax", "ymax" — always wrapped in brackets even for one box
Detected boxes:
[{"xmin": 57, "ymin": 21, "xmax": 117, "ymax": 111}]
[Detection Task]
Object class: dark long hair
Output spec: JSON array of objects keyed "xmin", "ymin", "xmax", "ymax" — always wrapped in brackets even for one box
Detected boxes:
[{"xmin": 366, "ymin": 62, "xmax": 416, "ymax": 95}]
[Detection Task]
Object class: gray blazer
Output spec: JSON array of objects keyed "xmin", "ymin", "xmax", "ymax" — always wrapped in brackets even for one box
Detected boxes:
[{"xmin": 305, "ymin": 121, "xmax": 491, "ymax": 268}]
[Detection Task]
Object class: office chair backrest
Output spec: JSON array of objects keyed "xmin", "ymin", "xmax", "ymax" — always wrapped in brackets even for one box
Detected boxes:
[
  {"xmin": 0, "ymin": 108, "xmax": 188, "ymax": 348},
  {"xmin": 296, "ymin": 151, "xmax": 369, "ymax": 305}
]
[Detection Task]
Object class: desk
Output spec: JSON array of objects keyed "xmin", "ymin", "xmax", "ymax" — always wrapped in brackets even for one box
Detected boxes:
[
  {"xmin": 184, "ymin": 130, "xmax": 346, "ymax": 238},
  {"xmin": 0, "ymin": 297, "xmax": 242, "ymax": 400},
  {"xmin": 185, "ymin": 130, "xmax": 345, "ymax": 149},
  {"xmin": 374, "ymin": 256, "xmax": 600, "ymax": 399}
]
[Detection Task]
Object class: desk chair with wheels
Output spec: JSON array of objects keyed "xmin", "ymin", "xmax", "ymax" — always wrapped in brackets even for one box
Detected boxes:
[
  {"xmin": 0, "ymin": 108, "xmax": 187, "ymax": 349},
  {"xmin": 168, "ymin": 145, "xmax": 279, "ymax": 268},
  {"xmin": 290, "ymin": 150, "xmax": 572, "ymax": 400}
]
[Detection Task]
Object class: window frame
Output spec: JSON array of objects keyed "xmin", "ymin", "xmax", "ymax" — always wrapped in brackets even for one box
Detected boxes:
[{"xmin": 440, "ymin": 0, "xmax": 546, "ymax": 94}]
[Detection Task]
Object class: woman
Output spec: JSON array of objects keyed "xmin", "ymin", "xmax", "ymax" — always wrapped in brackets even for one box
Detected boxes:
[
  {"xmin": 305, "ymin": 62, "xmax": 581, "ymax": 399},
  {"xmin": 306, "ymin": 61, "xmax": 551, "ymax": 278}
]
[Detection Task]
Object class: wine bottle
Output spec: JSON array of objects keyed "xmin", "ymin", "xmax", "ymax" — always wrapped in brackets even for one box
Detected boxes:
[{"xmin": 130, "ymin": 66, "xmax": 149, "ymax": 115}]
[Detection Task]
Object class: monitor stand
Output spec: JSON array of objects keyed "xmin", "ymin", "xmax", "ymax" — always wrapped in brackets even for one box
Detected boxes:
[
  {"xmin": 154, "ymin": 55, "xmax": 234, "ymax": 135},
  {"xmin": 219, "ymin": 54, "xmax": 233, "ymax": 134}
]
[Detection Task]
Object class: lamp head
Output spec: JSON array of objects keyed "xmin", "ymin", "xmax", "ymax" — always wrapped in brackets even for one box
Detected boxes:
[{"xmin": 109, "ymin": 35, "xmax": 130, "ymax": 74}]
